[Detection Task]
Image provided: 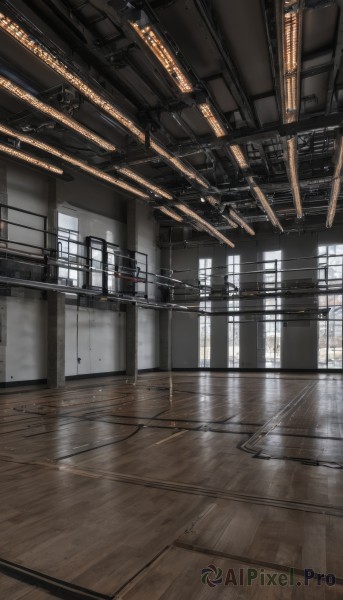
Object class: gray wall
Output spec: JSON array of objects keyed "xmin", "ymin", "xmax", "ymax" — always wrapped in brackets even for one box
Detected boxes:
[
  {"xmin": 0, "ymin": 161, "xmax": 160, "ymax": 383},
  {"xmin": 170, "ymin": 229, "xmax": 342, "ymax": 370}
]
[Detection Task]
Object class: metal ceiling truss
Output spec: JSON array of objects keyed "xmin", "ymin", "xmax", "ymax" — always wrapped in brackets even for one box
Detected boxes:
[{"xmin": 0, "ymin": 0, "xmax": 342, "ymax": 237}]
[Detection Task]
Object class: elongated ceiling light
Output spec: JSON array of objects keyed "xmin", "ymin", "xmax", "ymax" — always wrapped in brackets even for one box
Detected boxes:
[
  {"xmin": 149, "ymin": 139, "xmax": 209, "ymax": 188},
  {"xmin": 0, "ymin": 141, "xmax": 63, "ymax": 174},
  {"xmin": 0, "ymin": 12, "xmax": 209, "ymax": 188},
  {"xmin": 0, "ymin": 12, "xmax": 145, "ymax": 143},
  {"xmin": 0, "ymin": 76, "xmax": 115, "ymax": 152},
  {"xmin": 326, "ymin": 135, "xmax": 343, "ymax": 228},
  {"xmin": 229, "ymin": 208, "xmax": 255, "ymax": 236},
  {"xmin": 116, "ymin": 166, "xmax": 173, "ymax": 200},
  {"xmin": 247, "ymin": 177, "xmax": 283, "ymax": 232},
  {"xmin": 286, "ymin": 136, "xmax": 302, "ymax": 218},
  {"xmin": 131, "ymin": 20, "xmax": 227, "ymax": 140},
  {"xmin": 176, "ymin": 204, "xmax": 235, "ymax": 247},
  {"xmin": 207, "ymin": 196, "xmax": 237, "ymax": 228},
  {"xmin": 158, "ymin": 206, "xmax": 183, "ymax": 222},
  {"xmin": 0, "ymin": 123, "xmax": 149, "ymax": 198},
  {"xmin": 222, "ymin": 213, "xmax": 238, "ymax": 228},
  {"xmin": 206, "ymin": 195, "xmax": 220, "ymax": 207},
  {"xmin": 129, "ymin": 20, "xmax": 193, "ymax": 94},
  {"xmin": 230, "ymin": 144, "xmax": 249, "ymax": 169},
  {"xmin": 198, "ymin": 102, "xmax": 227, "ymax": 138},
  {"xmin": 206, "ymin": 196, "xmax": 238, "ymax": 228},
  {"xmin": 281, "ymin": 2, "xmax": 301, "ymax": 124}
]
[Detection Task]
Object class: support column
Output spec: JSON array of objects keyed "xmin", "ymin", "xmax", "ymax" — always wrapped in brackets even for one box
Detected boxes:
[
  {"xmin": 47, "ymin": 179, "xmax": 65, "ymax": 388},
  {"xmin": 0, "ymin": 161, "xmax": 7, "ymax": 384},
  {"xmin": 159, "ymin": 242, "xmax": 172, "ymax": 372},
  {"xmin": 47, "ymin": 291, "xmax": 65, "ymax": 388},
  {"xmin": 159, "ymin": 309, "xmax": 172, "ymax": 371},
  {"xmin": 211, "ymin": 245, "xmax": 228, "ymax": 369},
  {"xmin": 126, "ymin": 303, "xmax": 138, "ymax": 378},
  {"xmin": 126, "ymin": 200, "xmax": 138, "ymax": 378}
]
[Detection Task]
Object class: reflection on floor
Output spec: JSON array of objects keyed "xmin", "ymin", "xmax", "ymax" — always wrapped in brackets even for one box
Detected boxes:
[{"xmin": 0, "ymin": 372, "xmax": 342, "ymax": 598}]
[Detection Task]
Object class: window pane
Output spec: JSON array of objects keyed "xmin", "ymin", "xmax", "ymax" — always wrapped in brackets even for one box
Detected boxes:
[
  {"xmin": 58, "ymin": 212, "xmax": 79, "ymax": 287},
  {"xmin": 199, "ymin": 258, "xmax": 212, "ymax": 367},
  {"xmin": 317, "ymin": 245, "xmax": 342, "ymax": 369},
  {"xmin": 228, "ymin": 254, "xmax": 240, "ymax": 368},
  {"xmin": 262, "ymin": 250, "xmax": 281, "ymax": 368}
]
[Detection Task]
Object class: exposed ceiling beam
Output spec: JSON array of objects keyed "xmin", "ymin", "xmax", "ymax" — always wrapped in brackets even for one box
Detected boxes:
[
  {"xmin": 326, "ymin": 1, "xmax": 343, "ymax": 113},
  {"xmin": 192, "ymin": 0, "xmax": 257, "ymax": 129},
  {"xmin": 117, "ymin": 113, "xmax": 343, "ymax": 165},
  {"xmin": 263, "ymin": 0, "xmax": 282, "ymax": 123}
]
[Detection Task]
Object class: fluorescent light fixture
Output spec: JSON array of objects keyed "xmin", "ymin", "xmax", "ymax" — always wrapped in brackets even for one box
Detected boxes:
[
  {"xmin": 229, "ymin": 208, "xmax": 255, "ymax": 236},
  {"xmin": 116, "ymin": 166, "xmax": 173, "ymax": 199},
  {"xmin": 281, "ymin": 4, "xmax": 301, "ymax": 124},
  {"xmin": 0, "ymin": 123, "xmax": 149, "ymax": 198},
  {"xmin": 0, "ymin": 12, "xmax": 145, "ymax": 143},
  {"xmin": 150, "ymin": 139, "xmax": 210, "ymax": 188},
  {"xmin": 206, "ymin": 195, "xmax": 220, "ymax": 207},
  {"xmin": 198, "ymin": 102, "xmax": 227, "ymax": 138},
  {"xmin": 0, "ymin": 141, "xmax": 63, "ymax": 174},
  {"xmin": 158, "ymin": 206, "xmax": 183, "ymax": 222},
  {"xmin": 0, "ymin": 76, "xmax": 115, "ymax": 152},
  {"xmin": 252, "ymin": 186, "xmax": 283, "ymax": 232},
  {"xmin": 286, "ymin": 136, "xmax": 302, "ymax": 218},
  {"xmin": 229, "ymin": 144, "xmax": 249, "ymax": 169},
  {"xmin": 206, "ymin": 197, "xmax": 239, "ymax": 228},
  {"xmin": 0, "ymin": 12, "xmax": 210, "ymax": 189},
  {"xmin": 247, "ymin": 178, "xmax": 283, "ymax": 232},
  {"xmin": 222, "ymin": 214, "xmax": 238, "ymax": 228},
  {"xmin": 129, "ymin": 20, "xmax": 193, "ymax": 94},
  {"xmin": 176, "ymin": 204, "xmax": 235, "ymax": 247},
  {"xmin": 326, "ymin": 135, "xmax": 343, "ymax": 228}
]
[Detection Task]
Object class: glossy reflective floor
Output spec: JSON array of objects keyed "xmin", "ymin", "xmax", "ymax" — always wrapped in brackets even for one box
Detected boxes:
[{"xmin": 0, "ymin": 372, "xmax": 342, "ymax": 599}]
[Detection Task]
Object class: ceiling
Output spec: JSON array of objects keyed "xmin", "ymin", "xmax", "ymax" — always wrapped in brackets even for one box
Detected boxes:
[{"xmin": 0, "ymin": 0, "xmax": 342, "ymax": 244}]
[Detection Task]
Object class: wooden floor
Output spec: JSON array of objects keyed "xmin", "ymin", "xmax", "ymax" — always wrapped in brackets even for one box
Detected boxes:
[{"xmin": 0, "ymin": 372, "xmax": 342, "ymax": 599}]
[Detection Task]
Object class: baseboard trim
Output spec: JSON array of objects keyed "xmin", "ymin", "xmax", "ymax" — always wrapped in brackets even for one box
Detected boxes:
[
  {"xmin": 1, "ymin": 367, "xmax": 340, "ymax": 389},
  {"xmin": 66, "ymin": 370, "xmax": 126, "ymax": 381},
  {"xmin": 169, "ymin": 367, "xmax": 343, "ymax": 374},
  {"xmin": 66, "ymin": 368, "xmax": 159, "ymax": 381},
  {"xmin": 0, "ymin": 378, "xmax": 47, "ymax": 389},
  {"xmin": 0, "ymin": 368, "xmax": 161, "ymax": 388}
]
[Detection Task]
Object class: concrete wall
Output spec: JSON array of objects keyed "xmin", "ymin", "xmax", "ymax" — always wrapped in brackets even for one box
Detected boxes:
[
  {"xmin": 5, "ymin": 291, "xmax": 47, "ymax": 383},
  {"xmin": 6, "ymin": 162, "xmax": 49, "ymax": 255},
  {"xmin": 2, "ymin": 159, "xmax": 342, "ymax": 380},
  {"xmin": 0, "ymin": 161, "xmax": 160, "ymax": 383},
  {"xmin": 138, "ymin": 308, "xmax": 159, "ymax": 370},
  {"xmin": 135, "ymin": 201, "xmax": 160, "ymax": 370},
  {"xmin": 170, "ymin": 229, "xmax": 343, "ymax": 370},
  {"xmin": 65, "ymin": 305, "xmax": 126, "ymax": 377}
]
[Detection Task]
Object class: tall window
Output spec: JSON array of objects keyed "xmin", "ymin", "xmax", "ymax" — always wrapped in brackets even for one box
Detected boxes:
[
  {"xmin": 263, "ymin": 250, "xmax": 282, "ymax": 368},
  {"xmin": 318, "ymin": 245, "xmax": 343, "ymax": 369},
  {"xmin": 199, "ymin": 258, "xmax": 212, "ymax": 368},
  {"xmin": 228, "ymin": 254, "xmax": 240, "ymax": 368},
  {"xmin": 58, "ymin": 213, "xmax": 79, "ymax": 287}
]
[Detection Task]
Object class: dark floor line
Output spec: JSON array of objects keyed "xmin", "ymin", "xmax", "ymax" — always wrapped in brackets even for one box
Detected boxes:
[
  {"xmin": 240, "ymin": 382, "xmax": 316, "ymax": 454},
  {"xmin": 0, "ymin": 556, "xmax": 110, "ymax": 600},
  {"xmin": 54, "ymin": 426, "xmax": 143, "ymax": 461},
  {"xmin": 174, "ymin": 541, "xmax": 343, "ymax": 586},
  {"xmin": 50, "ymin": 462, "xmax": 343, "ymax": 518},
  {"xmin": 2, "ymin": 454, "xmax": 343, "ymax": 518},
  {"xmin": 110, "ymin": 545, "xmax": 170, "ymax": 598}
]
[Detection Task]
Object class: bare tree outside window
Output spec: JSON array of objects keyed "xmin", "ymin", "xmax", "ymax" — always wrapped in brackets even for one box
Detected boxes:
[
  {"xmin": 263, "ymin": 250, "xmax": 282, "ymax": 368},
  {"xmin": 228, "ymin": 255, "xmax": 240, "ymax": 368},
  {"xmin": 318, "ymin": 245, "xmax": 343, "ymax": 369},
  {"xmin": 199, "ymin": 258, "xmax": 212, "ymax": 368}
]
